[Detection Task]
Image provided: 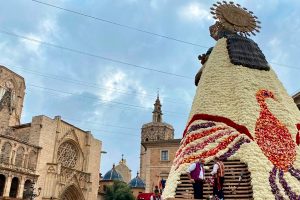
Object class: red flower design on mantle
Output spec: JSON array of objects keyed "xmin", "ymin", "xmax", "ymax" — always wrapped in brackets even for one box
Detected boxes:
[{"xmin": 255, "ymin": 89, "xmax": 296, "ymax": 171}]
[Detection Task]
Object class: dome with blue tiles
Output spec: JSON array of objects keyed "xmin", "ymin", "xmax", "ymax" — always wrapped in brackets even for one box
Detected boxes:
[
  {"xmin": 103, "ymin": 164, "xmax": 123, "ymax": 181},
  {"xmin": 129, "ymin": 172, "xmax": 145, "ymax": 188}
]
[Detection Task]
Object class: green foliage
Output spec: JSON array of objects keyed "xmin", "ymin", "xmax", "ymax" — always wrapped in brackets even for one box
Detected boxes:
[{"xmin": 104, "ymin": 181, "xmax": 135, "ymax": 200}]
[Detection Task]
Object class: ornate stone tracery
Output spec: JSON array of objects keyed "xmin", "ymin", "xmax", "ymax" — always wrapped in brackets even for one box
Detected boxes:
[
  {"xmin": 57, "ymin": 142, "xmax": 78, "ymax": 168},
  {"xmin": 60, "ymin": 184, "xmax": 85, "ymax": 200},
  {"xmin": 15, "ymin": 146, "xmax": 25, "ymax": 167},
  {"xmin": 28, "ymin": 150, "xmax": 37, "ymax": 170},
  {"xmin": 0, "ymin": 67, "xmax": 100, "ymax": 200}
]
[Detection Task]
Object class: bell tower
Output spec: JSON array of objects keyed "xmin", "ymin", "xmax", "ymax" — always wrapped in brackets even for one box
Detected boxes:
[
  {"xmin": 141, "ymin": 96, "xmax": 174, "ymax": 142},
  {"xmin": 140, "ymin": 96, "xmax": 175, "ymax": 183},
  {"xmin": 0, "ymin": 66, "xmax": 25, "ymax": 130}
]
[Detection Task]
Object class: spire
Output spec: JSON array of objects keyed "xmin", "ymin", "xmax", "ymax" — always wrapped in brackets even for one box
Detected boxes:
[
  {"xmin": 120, "ymin": 154, "xmax": 126, "ymax": 164},
  {"xmin": 152, "ymin": 93, "xmax": 163, "ymax": 123}
]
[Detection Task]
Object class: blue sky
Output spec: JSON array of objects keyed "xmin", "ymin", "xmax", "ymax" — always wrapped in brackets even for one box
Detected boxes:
[{"xmin": 1, "ymin": 0, "xmax": 300, "ymax": 178}]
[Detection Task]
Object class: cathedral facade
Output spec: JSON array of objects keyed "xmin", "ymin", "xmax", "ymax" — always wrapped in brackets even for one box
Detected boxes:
[{"xmin": 0, "ymin": 66, "xmax": 101, "ymax": 200}]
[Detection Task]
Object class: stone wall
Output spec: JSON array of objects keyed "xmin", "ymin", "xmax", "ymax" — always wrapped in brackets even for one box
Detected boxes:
[
  {"xmin": 0, "ymin": 66, "xmax": 102, "ymax": 200},
  {"xmin": 0, "ymin": 66, "xmax": 25, "ymax": 127},
  {"xmin": 141, "ymin": 140, "xmax": 180, "ymax": 192},
  {"xmin": 141, "ymin": 123, "xmax": 174, "ymax": 142}
]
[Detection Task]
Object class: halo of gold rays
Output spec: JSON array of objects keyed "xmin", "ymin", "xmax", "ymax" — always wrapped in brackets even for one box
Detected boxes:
[{"xmin": 210, "ymin": 1, "xmax": 261, "ymax": 36}]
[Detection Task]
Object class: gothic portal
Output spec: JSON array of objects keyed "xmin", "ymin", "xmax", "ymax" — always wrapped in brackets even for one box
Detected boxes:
[{"xmin": 0, "ymin": 66, "xmax": 102, "ymax": 200}]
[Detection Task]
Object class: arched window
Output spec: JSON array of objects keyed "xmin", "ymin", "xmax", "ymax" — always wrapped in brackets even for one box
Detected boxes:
[
  {"xmin": 9, "ymin": 177, "xmax": 19, "ymax": 198},
  {"xmin": 57, "ymin": 142, "xmax": 78, "ymax": 168},
  {"xmin": 0, "ymin": 142, "xmax": 12, "ymax": 164},
  {"xmin": 15, "ymin": 147, "xmax": 25, "ymax": 167},
  {"xmin": 23, "ymin": 179, "xmax": 32, "ymax": 199},
  {"xmin": 28, "ymin": 151, "xmax": 37, "ymax": 170}
]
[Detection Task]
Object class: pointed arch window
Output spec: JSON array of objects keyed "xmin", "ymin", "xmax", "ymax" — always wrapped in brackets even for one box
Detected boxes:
[
  {"xmin": 15, "ymin": 146, "xmax": 25, "ymax": 167},
  {"xmin": 0, "ymin": 142, "xmax": 12, "ymax": 164},
  {"xmin": 28, "ymin": 150, "xmax": 38, "ymax": 170}
]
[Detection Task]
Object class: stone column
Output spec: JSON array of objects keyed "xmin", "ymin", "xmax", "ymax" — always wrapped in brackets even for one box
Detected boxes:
[
  {"xmin": 17, "ymin": 177, "xmax": 25, "ymax": 198},
  {"xmin": 3, "ymin": 175, "xmax": 12, "ymax": 197},
  {"xmin": 24, "ymin": 154, "xmax": 29, "ymax": 168},
  {"xmin": 10, "ymin": 150, "xmax": 15, "ymax": 165},
  {"xmin": 21, "ymin": 154, "xmax": 26, "ymax": 168}
]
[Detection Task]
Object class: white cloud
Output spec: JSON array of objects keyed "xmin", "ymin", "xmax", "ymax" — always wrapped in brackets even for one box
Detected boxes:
[
  {"xmin": 99, "ymin": 70, "xmax": 127, "ymax": 102},
  {"xmin": 20, "ymin": 33, "xmax": 42, "ymax": 54},
  {"xmin": 41, "ymin": 18, "xmax": 58, "ymax": 34},
  {"xmin": 98, "ymin": 68, "xmax": 152, "ymax": 108},
  {"xmin": 19, "ymin": 16, "xmax": 58, "ymax": 55},
  {"xmin": 268, "ymin": 37, "xmax": 289, "ymax": 64},
  {"xmin": 135, "ymin": 83, "xmax": 153, "ymax": 108},
  {"xmin": 179, "ymin": 2, "xmax": 212, "ymax": 22}
]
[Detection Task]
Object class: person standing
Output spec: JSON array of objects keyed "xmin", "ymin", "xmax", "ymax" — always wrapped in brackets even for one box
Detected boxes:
[
  {"xmin": 187, "ymin": 158, "xmax": 205, "ymax": 199},
  {"xmin": 160, "ymin": 178, "xmax": 166, "ymax": 192},
  {"xmin": 211, "ymin": 157, "xmax": 225, "ymax": 200},
  {"xmin": 150, "ymin": 189, "xmax": 161, "ymax": 200}
]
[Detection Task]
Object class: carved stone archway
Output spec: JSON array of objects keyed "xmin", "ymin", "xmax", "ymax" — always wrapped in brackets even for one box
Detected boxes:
[
  {"xmin": 9, "ymin": 177, "xmax": 19, "ymax": 198},
  {"xmin": 60, "ymin": 185, "xmax": 85, "ymax": 200}
]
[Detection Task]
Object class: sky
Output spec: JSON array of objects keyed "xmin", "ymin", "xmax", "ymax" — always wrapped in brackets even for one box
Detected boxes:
[{"xmin": 1, "ymin": 0, "xmax": 300, "ymax": 178}]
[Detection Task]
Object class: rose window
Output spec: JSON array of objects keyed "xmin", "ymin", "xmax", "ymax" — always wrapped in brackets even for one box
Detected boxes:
[{"xmin": 57, "ymin": 142, "xmax": 78, "ymax": 168}]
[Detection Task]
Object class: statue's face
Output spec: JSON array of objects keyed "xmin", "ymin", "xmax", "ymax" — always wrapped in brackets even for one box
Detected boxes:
[{"xmin": 209, "ymin": 23, "xmax": 219, "ymax": 41}]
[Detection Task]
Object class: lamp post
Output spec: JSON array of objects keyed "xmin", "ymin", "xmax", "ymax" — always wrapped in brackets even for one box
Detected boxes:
[
  {"xmin": 24, "ymin": 182, "xmax": 42, "ymax": 200},
  {"xmin": 100, "ymin": 150, "xmax": 107, "ymax": 181}
]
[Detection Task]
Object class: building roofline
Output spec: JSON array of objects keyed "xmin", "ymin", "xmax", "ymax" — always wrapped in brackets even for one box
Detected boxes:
[
  {"xmin": 142, "ymin": 139, "xmax": 181, "ymax": 147},
  {"xmin": 142, "ymin": 122, "xmax": 174, "ymax": 129},
  {"xmin": 60, "ymin": 119, "xmax": 89, "ymax": 133},
  {"xmin": 0, "ymin": 65, "xmax": 25, "ymax": 81},
  {"xmin": 11, "ymin": 123, "xmax": 31, "ymax": 129},
  {"xmin": 0, "ymin": 133, "xmax": 42, "ymax": 149},
  {"xmin": 33, "ymin": 115, "xmax": 93, "ymax": 135}
]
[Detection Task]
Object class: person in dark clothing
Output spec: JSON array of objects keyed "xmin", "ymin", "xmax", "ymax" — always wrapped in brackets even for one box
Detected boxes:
[
  {"xmin": 187, "ymin": 158, "xmax": 205, "ymax": 199},
  {"xmin": 150, "ymin": 188, "xmax": 161, "ymax": 200}
]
